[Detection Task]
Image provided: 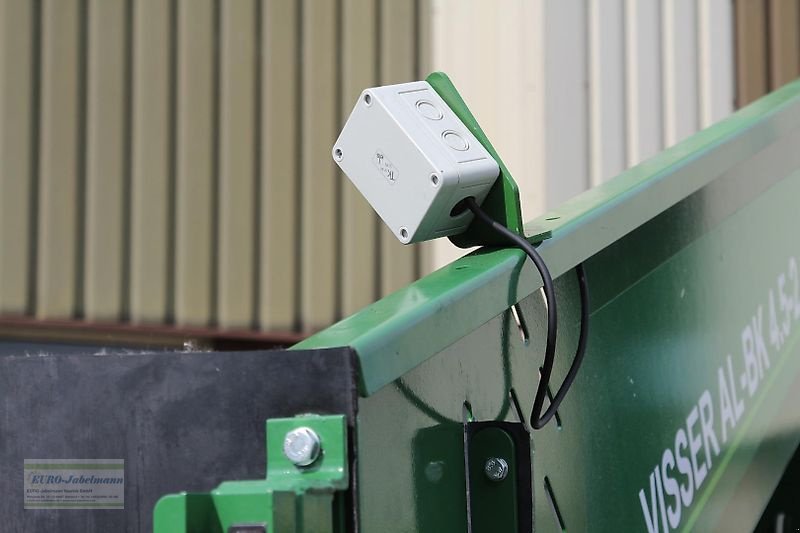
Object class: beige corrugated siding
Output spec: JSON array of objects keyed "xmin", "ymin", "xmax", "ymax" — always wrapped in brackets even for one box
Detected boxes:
[
  {"xmin": 85, "ymin": 0, "xmax": 127, "ymax": 321},
  {"xmin": 379, "ymin": 0, "xmax": 420, "ymax": 295},
  {"xmin": 37, "ymin": 0, "xmax": 83, "ymax": 319},
  {"xmin": 340, "ymin": 0, "xmax": 379, "ymax": 318},
  {"xmin": 218, "ymin": 0, "xmax": 257, "ymax": 329},
  {"xmin": 0, "ymin": 0, "xmax": 35, "ymax": 315},
  {"xmin": 130, "ymin": 0, "xmax": 173, "ymax": 323},
  {"xmin": 0, "ymin": 0, "xmax": 426, "ymax": 333},
  {"xmin": 735, "ymin": 0, "xmax": 769, "ymax": 107},
  {"xmin": 300, "ymin": 0, "xmax": 338, "ymax": 329},
  {"xmin": 767, "ymin": 0, "xmax": 800, "ymax": 89},
  {"xmin": 734, "ymin": 0, "xmax": 800, "ymax": 107},
  {"xmin": 261, "ymin": 0, "xmax": 300, "ymax": 331},
  {"xmin": 174, "ymin": 0, "xmax": 214, "ymax": 328}
]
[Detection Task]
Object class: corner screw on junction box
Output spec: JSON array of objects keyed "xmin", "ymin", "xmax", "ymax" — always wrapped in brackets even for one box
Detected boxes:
[
  {"xmin": 484, "ymin": 457, "xmax": 509, "ymax": 482},
  {"xmin": 283, "ymin": 427, "xmax": 322, "ymax": 467}
]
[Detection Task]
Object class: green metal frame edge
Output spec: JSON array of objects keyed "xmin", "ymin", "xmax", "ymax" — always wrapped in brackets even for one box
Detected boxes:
[{"xmin": 293, "ymin": 79, "xmax": 800, "ymax": 397}]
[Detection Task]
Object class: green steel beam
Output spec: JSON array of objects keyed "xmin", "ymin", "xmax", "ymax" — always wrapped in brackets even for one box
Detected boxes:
[{"xmin": 293, "ymin": 79, "xmax": 800, "ymax": 397}]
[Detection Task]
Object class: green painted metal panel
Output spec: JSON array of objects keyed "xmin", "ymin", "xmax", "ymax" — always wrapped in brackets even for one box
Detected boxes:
[
  {"xmin": 293, "ymin": 79, "xmax": 800, "ymax": 530},
  {"xmin": 354, "ymin": 160, "xmax": 800, "ymax": 533}
]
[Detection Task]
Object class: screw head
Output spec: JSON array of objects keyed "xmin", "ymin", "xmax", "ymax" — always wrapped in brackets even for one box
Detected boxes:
[
  {"xmin": 484, "ymin": 457, "xmax": 509, "ymax": 482},
  {"xmin": 283, "ymin": 427, "xmax": 322, "ymax": 467},
  {"xmin": 424, "ymin": 461, "xmax": 445, "ymax": 483}
]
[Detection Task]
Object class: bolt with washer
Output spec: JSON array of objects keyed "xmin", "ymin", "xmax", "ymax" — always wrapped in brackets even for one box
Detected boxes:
[
  {"xmin": 484, "ymin": 457, "xmax": 509, "ymax": 482},
  {"xmin": 283, "ymin": 427, "xmax": 322, "ymax": 467}
]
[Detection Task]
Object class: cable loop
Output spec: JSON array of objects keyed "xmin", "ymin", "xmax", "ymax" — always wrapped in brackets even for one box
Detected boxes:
[{"xmin": 465, "ymin": 197, "xmax": 589, "ymax": 430}]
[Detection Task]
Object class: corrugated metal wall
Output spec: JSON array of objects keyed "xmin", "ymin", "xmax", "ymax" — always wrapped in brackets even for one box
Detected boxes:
[
  {"xmin": 735, "ymin": 0, "xmax": 800, "ymax": 106},
  {"xmin": 426, "ymin": 0, "xmax": 799, "ymax": 270},
  {"xmin": 1, "ymin": 0, "xmax": 798, "ymax": 334},
  {"xmin": 427, "ymin": 0, "xmax": 737, "ymax": 267},
  {"xmin": 0, "ymin": 0, "xmax": 425, "ymax": 333}
]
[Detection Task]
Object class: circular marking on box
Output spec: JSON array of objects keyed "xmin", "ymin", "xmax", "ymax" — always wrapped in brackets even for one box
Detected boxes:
[
  {"xmin": 442, "ymin": 130, "xmax": 469, "ymax": 151},
  {"xmin": 416, "ymin": 99, "xmax": 443, "ymax": 120}
]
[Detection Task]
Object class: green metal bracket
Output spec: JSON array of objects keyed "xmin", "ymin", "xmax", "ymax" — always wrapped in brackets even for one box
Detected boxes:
[
  {"xmin": 154, "ymin": 414, "xmax": 349, "ymax": 533},
  {"xmin": 468, "ymin": 426, "xmax": 521, "ymax": 532},
  {"xmin": 466, "ymin": 421, "xmax": 532, "ymax": 533},
  {"xmin": 425, "ymin": 72, "xmax": 537, "ymax": 247}
]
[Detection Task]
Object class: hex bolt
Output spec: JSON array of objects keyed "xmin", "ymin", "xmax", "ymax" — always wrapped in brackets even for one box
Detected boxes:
[
  {"xmin": 283, "ymin": 427, "xmax": 322, "ymax": 467},
  {"xmin": 484, "ymin": 457, "xmax": 509, "ymax": 482}
]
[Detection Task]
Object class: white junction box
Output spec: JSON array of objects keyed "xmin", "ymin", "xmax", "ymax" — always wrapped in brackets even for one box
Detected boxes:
[{"xmin": 332, "ymin": 81, "xmax": 500, "ymax": 244}]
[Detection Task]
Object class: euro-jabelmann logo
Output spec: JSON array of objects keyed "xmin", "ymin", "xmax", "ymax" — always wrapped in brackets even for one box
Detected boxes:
[
  {"xmin": 24, "ymin": 459, "xmax": 124, "ymax": 509},
  {"xmin": 29, "ymin": 474, "xmax": 123, "ymax": 485}
]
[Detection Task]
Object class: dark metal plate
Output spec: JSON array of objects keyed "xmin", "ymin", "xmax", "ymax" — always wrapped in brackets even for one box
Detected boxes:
[{"xmin": 0, "ymin": 344, "xmax": 357, "ymax": 532}]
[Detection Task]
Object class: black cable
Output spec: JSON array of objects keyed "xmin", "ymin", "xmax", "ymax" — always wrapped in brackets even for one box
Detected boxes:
[{"xmin": 464, "ymin": 197, "xmax": 589, "ymax": 430}]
